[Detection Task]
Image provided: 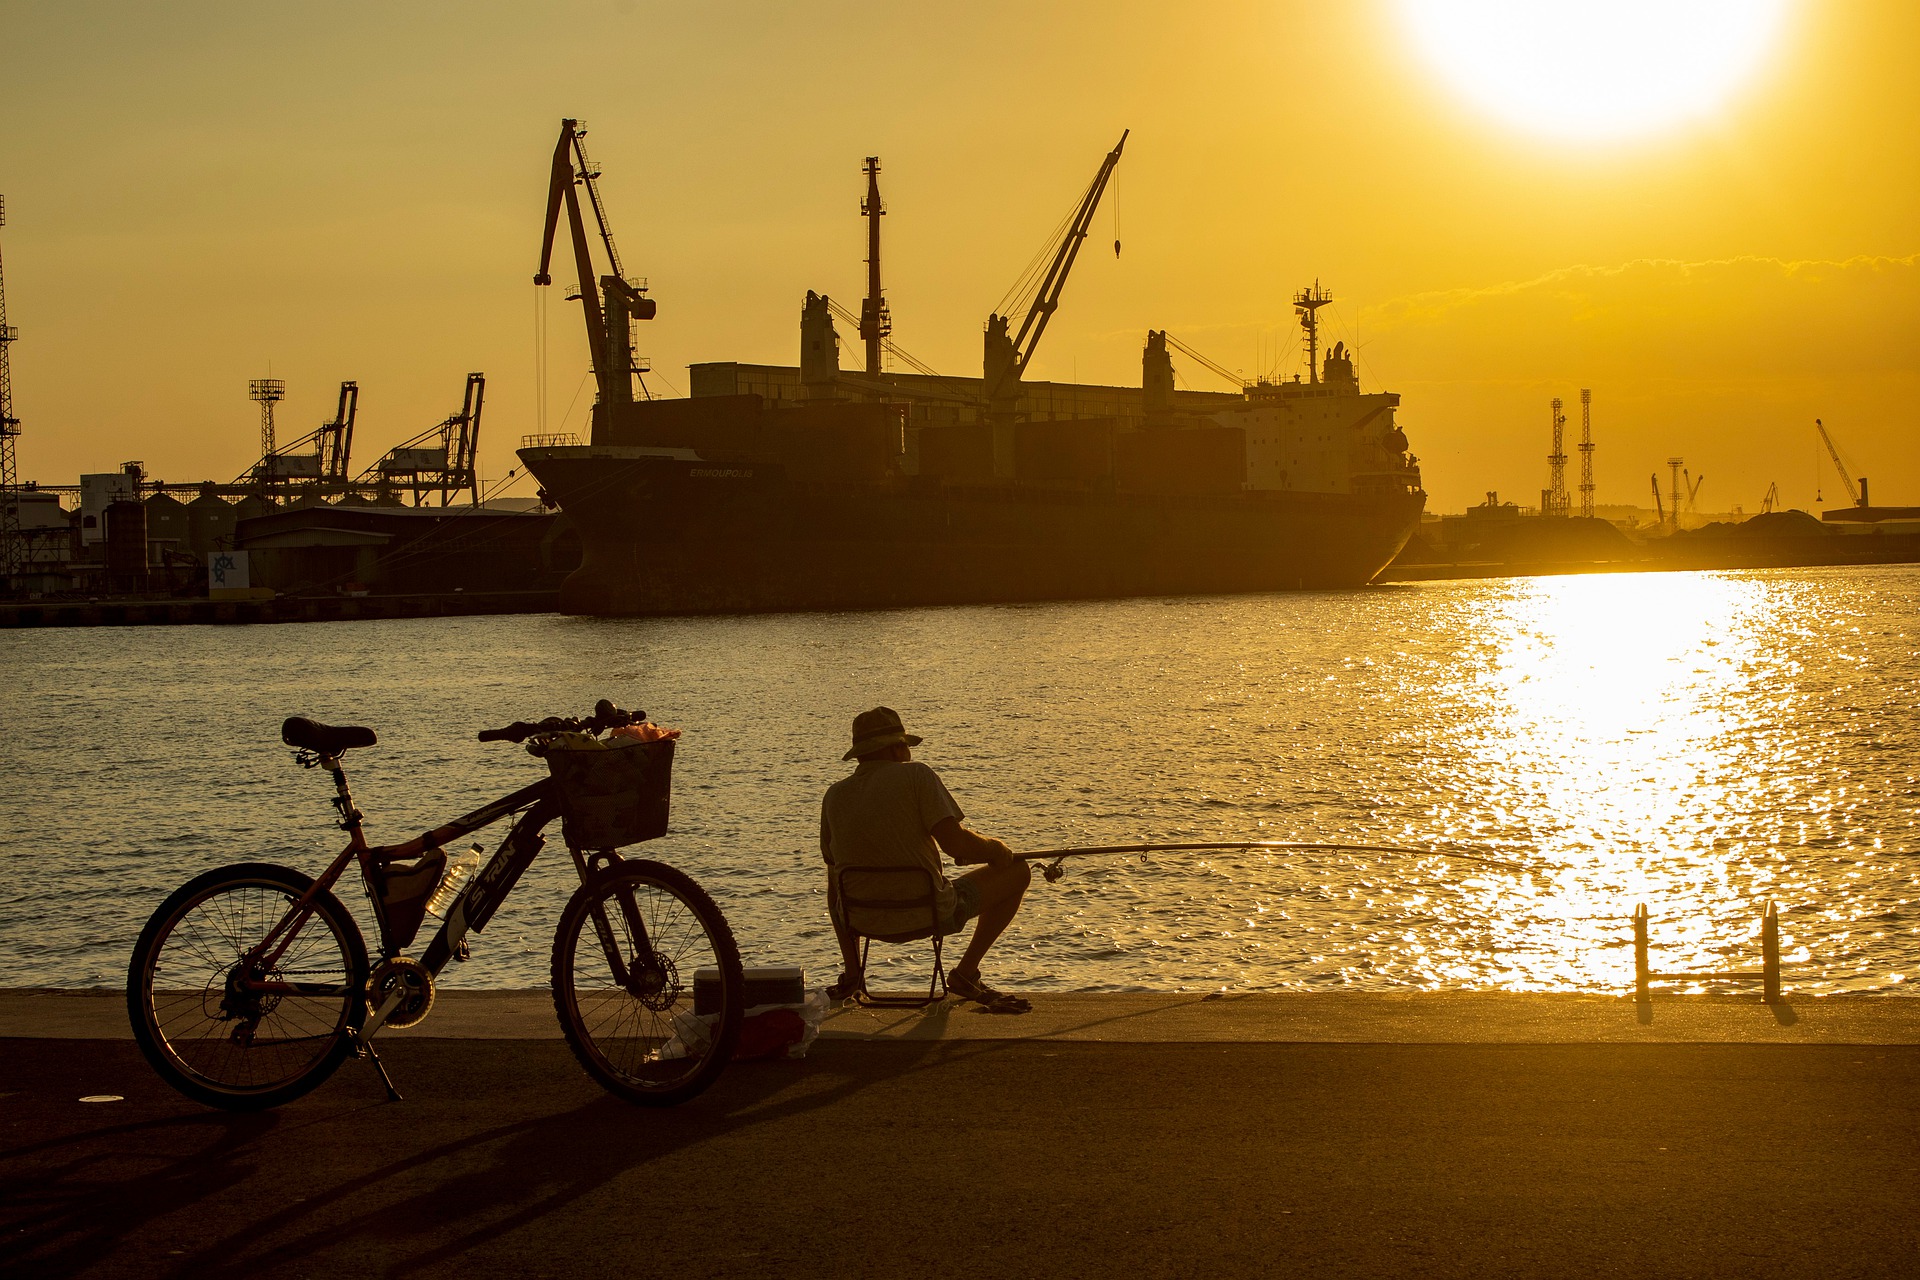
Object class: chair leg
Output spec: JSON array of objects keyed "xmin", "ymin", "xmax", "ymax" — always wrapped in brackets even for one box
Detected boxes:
[{"xmin": 853, "ymin": 933, "xmax": 948, "ymax": 1009}]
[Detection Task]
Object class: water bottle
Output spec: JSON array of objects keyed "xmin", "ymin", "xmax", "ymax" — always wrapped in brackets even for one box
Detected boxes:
[{"xmin": 426, "ymin": 844, "xmax": 484, "ymax": 917}]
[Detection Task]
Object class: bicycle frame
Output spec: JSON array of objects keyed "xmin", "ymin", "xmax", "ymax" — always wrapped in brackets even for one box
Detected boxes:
[{"xmin": 238, "ymin": 751, "xmax": 654, "ymax": 1034}]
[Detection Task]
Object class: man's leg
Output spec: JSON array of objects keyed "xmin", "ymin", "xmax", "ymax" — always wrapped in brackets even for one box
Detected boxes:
[
  {"xmin": 949, "ymin": 859, "xmax": 1031, "ymax": 984},
  {"xmin": 828, "ymin": 899, "xmax": 865, "ymax": 994}
]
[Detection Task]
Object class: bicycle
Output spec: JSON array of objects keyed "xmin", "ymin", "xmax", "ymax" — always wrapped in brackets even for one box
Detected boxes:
[{"xmin": 125, "ymin": 699, "xmax": 745, "ymax": 1110}]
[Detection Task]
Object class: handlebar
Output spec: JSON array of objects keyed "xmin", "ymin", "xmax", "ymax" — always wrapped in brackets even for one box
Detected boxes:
[{"xmin": 477, "ymin": 699, "xmax": 644, "ymax": 744}]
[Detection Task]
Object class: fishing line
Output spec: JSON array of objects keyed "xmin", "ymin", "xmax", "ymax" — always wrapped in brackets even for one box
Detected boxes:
[{"xmin": 1017, "ymin": 840, "xmax": 1534, "ymax": 883}]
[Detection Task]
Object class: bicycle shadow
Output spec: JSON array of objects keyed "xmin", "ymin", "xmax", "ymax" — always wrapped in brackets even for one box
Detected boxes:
[{"xmin": 162, "ymin": 1033, "xmax": 1009, "ymax": 1278}]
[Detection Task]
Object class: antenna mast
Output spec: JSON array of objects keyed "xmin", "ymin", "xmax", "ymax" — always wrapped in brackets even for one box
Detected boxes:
[
  {"xmin": 858, "ymin": 157, "xmax": 890, "ymax": 377},
  {"xmin": 1293, "ymin": 281, "xmax": 1332, "ymax": 384},
  {"xmin": 0, "ymin": 195, "xmax": 21, "ymax": 580},
  {"xmin": 1577, "ymin": 389, "xmax": 1595, "ymax": 518}
]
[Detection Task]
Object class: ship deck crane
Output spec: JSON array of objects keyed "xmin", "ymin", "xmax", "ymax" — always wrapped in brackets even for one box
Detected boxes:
[
  {"xmin": 1813, "ymin": 418, "xmax": 1866, "ymax": 507},
  {"xmin": 984, "ymin": 131, "xmax": 1128, "ymax": 415},
  {"xmin": 535, "ymin": 119, "xmax": 653, "ymax": 413},
  {"xmin": 1162, "ymin": 333, "xmax": 1246, "ymax": 390}
]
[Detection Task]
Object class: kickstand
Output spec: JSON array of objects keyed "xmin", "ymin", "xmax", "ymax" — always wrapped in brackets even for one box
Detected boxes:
[{"xmin": 364, "ymin": 1039, "xmax": 404, "ymax": 1102}]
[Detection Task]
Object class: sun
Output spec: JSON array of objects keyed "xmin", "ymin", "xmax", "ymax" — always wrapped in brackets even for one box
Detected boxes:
[{"xmin": 1393, "ymin": 0, "xmax": 1794, "ymax": 141}]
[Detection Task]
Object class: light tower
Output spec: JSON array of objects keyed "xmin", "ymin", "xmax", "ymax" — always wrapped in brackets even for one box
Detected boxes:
[
  {"xmin": 0, "ymin": 194, "xmax": 21, "ymax": 579},
  {"xmin": 250, "ymin": 378, "xmax": 286, "ymax": 489},
  {"xmin": 1543, "ymin": 397, "xmax": 1569, "ymax": 517},
  {"xmin": 858, "ymin": 156, "xmax": 890, "ymax": 377},
  {"xmin": 1293, "ymin": 281, "xmax": 1333, "ymax": 383},
  {"xmin": 1577, "ymin": 389, "xmax": 1595, "ymax": 519},
  {"xmin": 1667, "ymin": 457, "xmax": 1685, "ymax": 530}
]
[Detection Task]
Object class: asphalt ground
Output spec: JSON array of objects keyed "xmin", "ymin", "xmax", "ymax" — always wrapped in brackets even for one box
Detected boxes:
[{"xmin": 3, "ymin": 1033, "xmax": 1916, "ymax": 1279}]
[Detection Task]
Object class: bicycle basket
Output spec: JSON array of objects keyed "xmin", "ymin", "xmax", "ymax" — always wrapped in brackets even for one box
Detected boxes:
[{"xmin": 545, "ymin": 739, "xmax": 675, "ymax": 849}]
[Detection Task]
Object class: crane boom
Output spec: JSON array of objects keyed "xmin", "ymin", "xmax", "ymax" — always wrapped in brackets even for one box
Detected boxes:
[
  {"xmin": 1813, "ymin": 418, "xmax": 1863, "ymax": 507},
  {"xmin": 534, "ymin": 119, "xmax": 652, "ymax": 412},
  {"xmin": 985, "ymin": 131, "xmax": 1128, "ymax": 408},
  {"xmin": 1163, "ymin": 333, "xmax": 1245, "ymax": 389}
]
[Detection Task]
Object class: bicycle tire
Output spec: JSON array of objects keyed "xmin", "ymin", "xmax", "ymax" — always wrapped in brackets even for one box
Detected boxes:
[
  {"xmin": 550, "ymin": 860, "xmax": 744, "ymax": 1106},
  {"xmin": 127, "ymin": 862, "xmax": 369, "ymax": 1111}
]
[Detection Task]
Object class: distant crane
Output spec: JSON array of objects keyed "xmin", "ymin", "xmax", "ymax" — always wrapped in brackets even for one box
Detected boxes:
[
  {"xmin": 1542, "ymin": 397, "xmax": 1569, "ymax": 518},
  {"xmin": 1577, "ymin": 389, "xmax": 1595, "ymax": 519},
  {"xmin": 1650, "ymin": 474, "xmax": 1666, "ymax": 528},
  {"xmin": 535, "ymin": 118, "xmax": 654, "ymax": 415},
  {"xmin": 983, "ymin": 131, "xmax": 1128, "ymax": 418},
  {"xmin": 235, "ymin": 380, "xmax": 359, "ymax": 496},
  {"xmin": 1813, "ymin": 418, "xmax": 1867, "ymax": 508},
  {"xmin": 1683, "ymin": 468, "xmax": 1705, "ymax": 517},
  {"xmin": 362, "ymin": 373, "xmax": 485, "ymax": 507},
  {"xmin": 0, "ymin": 194, "xmax": 22, "ymax": 579},
  {"xmin": 1759, "ymin": 482, "xmax": 1778, "ymax": 514}
]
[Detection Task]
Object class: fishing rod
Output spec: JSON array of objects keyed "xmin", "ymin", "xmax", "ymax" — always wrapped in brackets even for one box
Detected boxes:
[{"xmin": 1016, "ymin": 841, "xmax": 1533, "ymax": 882}]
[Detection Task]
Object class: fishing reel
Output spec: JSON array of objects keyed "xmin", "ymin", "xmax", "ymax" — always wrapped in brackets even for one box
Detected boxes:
[{"xmin": 1042, "ymin": 858, "xmax": 1066, "ymax": 884}]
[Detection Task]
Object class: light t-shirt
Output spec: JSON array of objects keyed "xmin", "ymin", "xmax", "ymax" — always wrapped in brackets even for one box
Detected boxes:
[{"xmin": 821, "ymin": 760, "xmax": 965, "ymax": 937}]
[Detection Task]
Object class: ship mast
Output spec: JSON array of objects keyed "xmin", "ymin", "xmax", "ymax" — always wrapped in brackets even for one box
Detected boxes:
[
  {"xmin": 858, "ymin": 157, "xmax": 889, "ymax": 377},
  {"xmin": 1293, "ymin": 281, "xmax": 1332, "ymax": 384}
]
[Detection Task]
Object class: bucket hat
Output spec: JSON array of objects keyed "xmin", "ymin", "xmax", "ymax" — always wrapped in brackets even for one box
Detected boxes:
[{"xmin": 844, "ymin": 706, "xmax": 923, "ymax": 761}]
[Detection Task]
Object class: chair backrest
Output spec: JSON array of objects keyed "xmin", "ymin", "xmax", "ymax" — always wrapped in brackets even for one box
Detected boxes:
[{"xmin": 830, "ymin": 864, "xmax": 941, "ymax": 944}]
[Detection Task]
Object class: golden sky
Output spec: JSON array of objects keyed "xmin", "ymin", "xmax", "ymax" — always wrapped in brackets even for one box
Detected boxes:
[{"xmin": 2, "ymin": 0, "xmax": 1914, "ymax": 512}]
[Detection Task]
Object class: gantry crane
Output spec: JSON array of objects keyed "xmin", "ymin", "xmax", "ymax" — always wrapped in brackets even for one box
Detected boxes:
[
  {"xmin": 535, "ymin": 119, "xmax": 654, "ymax": 414},
  {"xmin": 983, "ymin": 131, "xmax": 1128, "ymax": 418},
  {"xmin": 362, "ymin": 374, "xmax": 484, "ymax": 507},
  {"xmin": 1813, "ymin": 418, "xmax": 1866, "ymax": 507}
]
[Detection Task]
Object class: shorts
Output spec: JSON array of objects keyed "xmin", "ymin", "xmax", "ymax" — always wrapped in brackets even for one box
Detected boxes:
[{"xmin": 938, "ymin": 871, "xmax": 985, "ymax": 937}]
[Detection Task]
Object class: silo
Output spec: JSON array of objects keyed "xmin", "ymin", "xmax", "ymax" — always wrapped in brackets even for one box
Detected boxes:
[{"xmin": 187, "ymin": 488, "xmax": 238, "ymax": 557}]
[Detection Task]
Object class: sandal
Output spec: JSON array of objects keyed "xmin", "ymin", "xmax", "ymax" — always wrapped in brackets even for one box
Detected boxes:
[
  {"xmin": 826, "ymin": 971, "xmax": 863, "ymax": 1002},
  {"xmin": 947, "ymin": 972, "xmax": 1032, "ymax": 1014}
]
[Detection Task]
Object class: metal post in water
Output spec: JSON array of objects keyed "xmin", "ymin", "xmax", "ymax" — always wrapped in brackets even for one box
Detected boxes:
[
  {"xmin": 1762, "ymin": 901, "xmax": 1781, "ymax": 1003},
  {"xmin": 1633, "ymin": 904, "xmax": 1650, "ymax": 1001}
]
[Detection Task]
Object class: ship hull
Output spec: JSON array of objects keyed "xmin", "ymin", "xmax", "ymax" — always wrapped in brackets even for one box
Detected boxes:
[{"xmin": 522, "ymin": 446, "xmax": 1425, "ymax": 617}]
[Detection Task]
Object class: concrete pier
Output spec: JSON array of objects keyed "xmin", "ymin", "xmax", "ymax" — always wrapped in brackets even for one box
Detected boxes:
[{"xmin": 4, "ymin": 991, "xmax": 1916, "ymax": 1277}]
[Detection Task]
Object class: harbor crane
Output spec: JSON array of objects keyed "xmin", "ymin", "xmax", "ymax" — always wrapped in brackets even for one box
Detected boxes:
[
  {"xmin": 535, "ymin": 118, "xmax": 654, "ymax": 412},
  {"xmin": 858, "ymin": 157, "xmax": 890, "ymax": 377},
  {"xmin": 237, "ymin": 380, "xmax": 359, "ymax": 494},
  {"xmin": 362, "ymin": 373, "xmax": 485, "ymax": 507},
  {"xmin": 1760, "ymin": 482, "xmax": 1779, "ymax": 514},
  {"xmin": 1813, "ymin": 418, "xmax": 1867, "ymax": 507},
  {"xmin": 983, "ymin": 131, "xmax": 1128, "ymax": 418},
  {"xmin": 1650, "ymin": 474, "xmax": 1666, "ymax": 528}
]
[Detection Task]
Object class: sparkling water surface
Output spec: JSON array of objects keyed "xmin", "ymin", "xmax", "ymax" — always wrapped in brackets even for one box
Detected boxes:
[{"xmin": 3, "ymin": 565, "xmax": 1916, "ymax": 994}]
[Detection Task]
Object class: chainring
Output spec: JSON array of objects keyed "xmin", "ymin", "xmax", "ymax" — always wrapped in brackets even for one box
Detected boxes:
[{"xmin": 368, "ymin": 957, "xmax": 436, "ymax": 1029}]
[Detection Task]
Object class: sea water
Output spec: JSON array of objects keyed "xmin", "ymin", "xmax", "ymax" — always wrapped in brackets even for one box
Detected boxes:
[{"xmin": 2, "ymin": 565, "xmax": 1914, "ymax": 994}]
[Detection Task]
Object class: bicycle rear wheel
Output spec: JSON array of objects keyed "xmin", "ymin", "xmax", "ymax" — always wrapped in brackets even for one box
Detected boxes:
[
  {"xmin": 127, "ymin": 862, "xmax": 368, "ymax": 1110},
  {"xmin": 551, "ymin": 860, "xmax": 744, "ymax": 1106}
]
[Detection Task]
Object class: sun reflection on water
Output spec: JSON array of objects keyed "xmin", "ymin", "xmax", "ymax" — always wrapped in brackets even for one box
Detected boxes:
[{"xmin": 1425, "ymin": 573, "xmax": 1813, "ymax": 990}]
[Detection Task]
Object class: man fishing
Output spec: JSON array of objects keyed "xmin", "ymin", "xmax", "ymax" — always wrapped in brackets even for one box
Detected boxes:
[{"xmin": 821, "ymin": 707, "xmax": 1033, "ymax": 1013}]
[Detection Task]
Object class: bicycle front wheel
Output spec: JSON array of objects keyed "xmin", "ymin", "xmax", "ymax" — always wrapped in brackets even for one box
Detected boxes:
[
  {"xmin": 127, "ymin": 862, "xmax": 368, "ymax": 1110},
  {"xmin": 551, "ymin": 860, "xmax": 744, "ymax": 1106}
]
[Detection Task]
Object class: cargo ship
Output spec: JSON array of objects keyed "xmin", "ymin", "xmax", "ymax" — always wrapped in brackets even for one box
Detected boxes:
[{"xmin": 519, "ymin": 122, "xmax": 1425, "ymax": 616}]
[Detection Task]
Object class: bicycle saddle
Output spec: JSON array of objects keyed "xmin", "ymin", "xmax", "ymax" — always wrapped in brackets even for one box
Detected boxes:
[{"xmin": 281, "ymin": 717, "xmax": 378, "ymax": 754}]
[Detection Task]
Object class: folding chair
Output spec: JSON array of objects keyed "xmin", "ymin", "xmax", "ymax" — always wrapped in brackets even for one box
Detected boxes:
[{"xmin": 829, "ymin": 864, "xmax": 949, "ymax": 1007}]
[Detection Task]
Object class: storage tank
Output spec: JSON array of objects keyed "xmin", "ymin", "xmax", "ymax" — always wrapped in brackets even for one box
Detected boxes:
[{"xmin": 144, "ymin": 492, "xmax": 190, "ymax": 562}]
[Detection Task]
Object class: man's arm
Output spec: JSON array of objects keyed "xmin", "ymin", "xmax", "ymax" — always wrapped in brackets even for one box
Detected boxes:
[
  {"xmin": 932, "ymin": 817, "xmax": 1014, "ymax": 868},
  {"xmin": 819, "ymin": 811, "xmax": 833, "ymax": 865}
]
